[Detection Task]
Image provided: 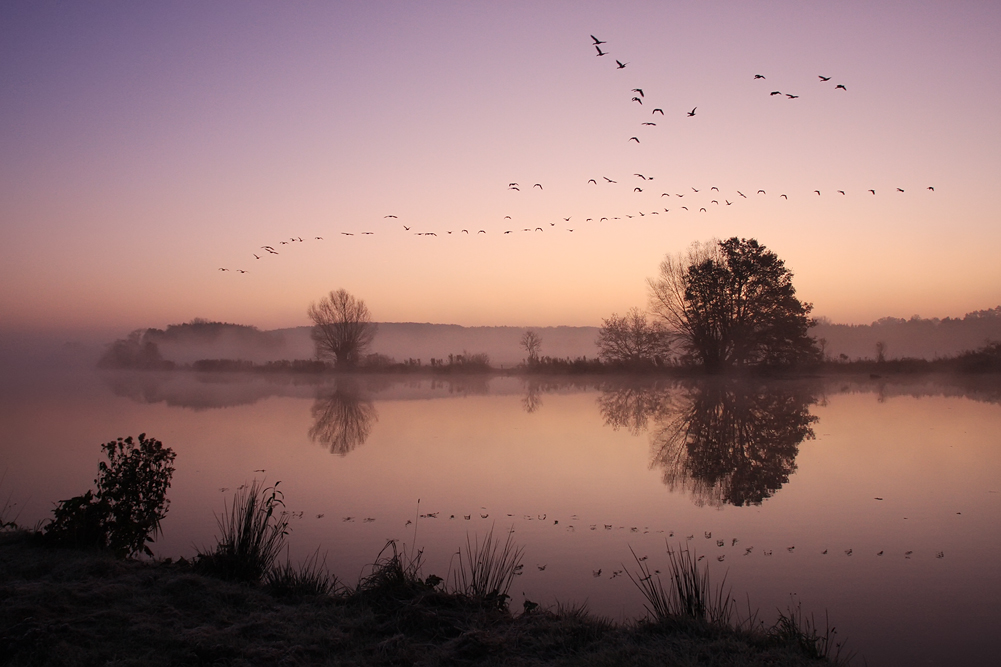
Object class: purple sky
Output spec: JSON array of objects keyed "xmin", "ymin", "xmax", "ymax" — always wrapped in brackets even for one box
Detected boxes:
[{"xmin": 3, "ymin": 1, "xmax": 999, "ymax": 334}]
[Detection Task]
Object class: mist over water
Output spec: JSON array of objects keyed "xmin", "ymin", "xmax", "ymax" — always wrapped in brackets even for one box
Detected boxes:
[{"xmin": 2, "ymin": 362, "xmax": 999, "ymax": 666}]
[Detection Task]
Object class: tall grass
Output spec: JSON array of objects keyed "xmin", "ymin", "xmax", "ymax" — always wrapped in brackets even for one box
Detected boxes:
[
  {"xmin": 626, "ymin": 543, "xmax": 734, "ymax": 625},
  {"xmin": 772, "ymin": 597, "xmax": 855, "ymax": 664},
  {"xmin": 0, "ymin": 468, "xmax": 22, "ymax": 530},
  {"xmin": 197, "ymin": 480, "xmax": 289, "ymax": 582},
  {"xmin": 265, "ymin": 546, "xmax": 338, "ymax": 598},
  {"xmin": 451, "ymin": 526, "xmax": 524, "ymax": 607}
]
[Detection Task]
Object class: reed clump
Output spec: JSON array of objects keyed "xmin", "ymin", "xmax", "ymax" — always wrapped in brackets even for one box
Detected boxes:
[
  {"xmin": 195, "ymin": 480, "xmax": 289, "ymax": 582},
  {"xmin": 451, "ymin": 525, "xmax": 525, "ymax": 608}
]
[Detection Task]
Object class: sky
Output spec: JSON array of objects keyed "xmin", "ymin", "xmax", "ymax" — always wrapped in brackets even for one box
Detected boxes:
[{"xmin": 2, "ymin": 1, "xmax": 1000, "ymax": 336}]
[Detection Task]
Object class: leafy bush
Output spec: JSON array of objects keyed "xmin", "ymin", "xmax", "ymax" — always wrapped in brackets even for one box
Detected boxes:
[{"xmin": 44, "ymin": 434, "xmax": 176, "ymax": 557}]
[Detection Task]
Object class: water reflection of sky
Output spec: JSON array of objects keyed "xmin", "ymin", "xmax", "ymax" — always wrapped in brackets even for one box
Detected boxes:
[{"xmin": 2, "ymin": 369, "xmax": 999, "ymax": 666}]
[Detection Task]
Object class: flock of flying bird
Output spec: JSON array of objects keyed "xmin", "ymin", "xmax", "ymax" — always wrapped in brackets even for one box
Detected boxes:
[{"xmin": 217, "ymin": 33, "xmax": 933, "ymax": 275}]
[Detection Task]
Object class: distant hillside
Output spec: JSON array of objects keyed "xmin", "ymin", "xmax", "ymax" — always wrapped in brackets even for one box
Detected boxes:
[
  {"xmin": 811, "ymin": 307, "xmax": 1001, "ymax": 360},
  {"xmin": 145, "ymin": 321, "xmax": 600, "ymax": 367},
  {"xmin": 125, "ymin": 307, "xmax": 1001, "ymax": 367}
]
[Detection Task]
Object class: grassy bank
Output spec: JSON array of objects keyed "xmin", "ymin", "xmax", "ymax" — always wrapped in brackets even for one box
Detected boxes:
[{"xmin": 0, "ymin": 530, "xmax": 849, "ymax": 666}]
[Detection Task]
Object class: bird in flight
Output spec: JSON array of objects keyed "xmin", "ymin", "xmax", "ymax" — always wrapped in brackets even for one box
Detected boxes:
[
  {"xmin": 661, "ymin": 192, "xmax": 670, "ymax": 197},
  {"xmin": 786, "ymin": 94, "xmax": 799, "ymax": 99},
  {"xmin": 632, "ymin": 88, "xmax": 644, "ymax": 97},
  {"xmin": 591, "ymin": 35, "xmax": 606, "ymax": 45},
  {"xmin": 629, "ymin": 136, "xmax": 640, "ymax": 142},
  {"xmin": 631, "ymin": 97, "xmax": 643, "ymax": 104},
  {"xmin": 780, "ymin": 194, "xmax": 788, "ymax": 199},
  {"xmin": 237, "ymin": 269, "xmax": 248, "ymax": 274},
  {"xmin": 563, "ymin": 216, "xmax": 571, "ymax": 222},
  {"xmin": 253, "ymin": 254, "xmax": 260, "ymax": 259},
  {"xmin": 478, "ymin": 230, "xmax": 486, "ymax": 234},
  {"xmin": 711, "ymin": 186, "xmax": 719, "ymax": 191},
  {"xmin": 869, "ymin": 189, "xmax": 876, "ymax": 195},
  {"xmin": 737, "ymin": 191, "xmax": 747, "ymax": 198},
  {"xmin": 384, "ymin": 214, "xmax": 397, "ymax": 218},
  {"xmin": 341, "ymin": 232, "xmax": 353, "ymax": 236},
  {"xmin": 652, "ymin": 108, "xmax": 664, "ymax": 115},
  {"xmin": 635, "ymin": 173, "xmax": 647, "ymax": 180},
  {"xmin": 838, "ymin": 190, "xmax": 846, "ymax": 195},
  {"xmin": 757, "ymin": 189, "xmax": 765, "ymax": 194},
  {"xmin": 819, "ymin": 75, "xmax": 831, "ymax": 81},
  {"xmin": 403, "ymin": 225, "xmax": 410, "ymax": 230},
  {"xmin": 687, "ymin": 107, "xmax": 697, "ymax": 116},
  {"xmin": 692, "ymin": 187, "xmax": 699, "ymax": 192},
  {"xmin": 603, "ymin": 177, "xmax": 616, "ymax": 183},
  {"xmin": 770, "ymin": 91, "xmax": 782, "ymax": 96},
  {"xmin": 616, "ymin": 60, "xmax": 628, "ymax": 69},
  {"xmin": 588, "ymin": 178, "xmax": 597, "ymax": 184},
  {"xmin": 897, "ymin": 188, "xmax": 905, "ymax": 192},
  {"xmin": 315, "ymin": 236, "xmax": 323, "ymax": 240},
  {"xmin": 726, "ymin": 200, "xmax": 732, "ymax": 205},
  {"xmin": 634, "ymin": 187, "xmax": 643, "ymax": 192},
  {"xmin": 533, "ymin": 183, "xmax": 543, "ymax": 189},
  {"xmin": 754, "ymin": 74, "xmax": 766, "ymax": 79},
  {"xmin": 835, "ymin": 84, "xmax": 846, "ymax": 91},
  {"xmin": 218, "ymin": 267, "xmax": 229, "ymax": 271},
  {"xmin": 509, "ymin": 185, "xmax": 519, "ymax": 191},
  {"xmin": 641, "ymin": 122, "xmax": 656, "ymax": 126},
  {"xmin": 595, "ymin": 45, "xmax": 607, "ymax": 57},
  {"xmin": 815, "ymin": 190, "xmax": 821, "ymax": 195},
  {"xmin": 927, "ymin": 186, "xmax": 935, "ymax": 191}
]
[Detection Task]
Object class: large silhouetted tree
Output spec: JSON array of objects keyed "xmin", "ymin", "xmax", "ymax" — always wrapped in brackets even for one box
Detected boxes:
[
  {"xmin": 308, "ymin": 289, "xmax": 377, "ymax": 368},
  {"xmin": 648, "ymin": 238, "xmax": 819, "ymax": 372}
]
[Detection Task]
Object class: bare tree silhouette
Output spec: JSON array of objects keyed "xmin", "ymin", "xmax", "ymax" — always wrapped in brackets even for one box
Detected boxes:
[
  {"xmin": 308, "ymin": 289, "xmax": 377, "ymax": 368},
  {"xmin": 308, "ymin": 382, "xmax": 378, "ymax": 455},
  {"xmin": 520, "ymin": 330, "xmax": 543, "ymax": 365},
  {"xmin": 596, "ymin": 308, "xmax": 671, "ymax": 367}
]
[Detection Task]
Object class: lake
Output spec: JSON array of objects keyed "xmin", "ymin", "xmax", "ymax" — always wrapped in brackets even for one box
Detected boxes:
[{"xmin": 2, "ymin": 367, "xmax": 999, "ymax": 666}]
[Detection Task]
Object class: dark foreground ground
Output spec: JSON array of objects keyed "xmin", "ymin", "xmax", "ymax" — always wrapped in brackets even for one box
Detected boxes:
[{"xmin": 0, "ymin": 532, "xmax": 846, "ymax": 667}]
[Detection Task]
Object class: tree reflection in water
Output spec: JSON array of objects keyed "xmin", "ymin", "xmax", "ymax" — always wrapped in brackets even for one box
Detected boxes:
[
  {"xmin": 600, "ymin": 380, "xmax": 819, "ymax": 507},
  {"xmin": 308, "ymin": 380, "xmax": 378, "ymax": 456}
]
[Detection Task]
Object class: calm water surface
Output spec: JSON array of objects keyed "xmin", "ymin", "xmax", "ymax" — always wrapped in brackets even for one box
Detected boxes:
[{"xmin": 2, "ymin": 368, "xmax": 1000, "ymax": 666}]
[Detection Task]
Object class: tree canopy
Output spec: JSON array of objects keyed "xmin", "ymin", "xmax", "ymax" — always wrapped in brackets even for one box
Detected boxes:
[
  {"xmin": 649, "ymin": 238, "xmax": 819, "ymax": 372},
  {"xmin": 308, "ymin": 289, "xmax": 377, "ymax": 368},
  {"xmin": 596, "ymin": 308, "xmax": 671, "ymax": 367}
]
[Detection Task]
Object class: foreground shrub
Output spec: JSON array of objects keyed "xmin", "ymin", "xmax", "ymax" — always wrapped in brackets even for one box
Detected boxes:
[
  {"xmin": 265, "ymin": 547, "xmax": 338, "ymax": 598},
  {"xmin": 196, "ymin": 480, "xmax": 289, "ymax": 582},
  {"xmin": 43, "ymin": 434, "xmax": 176, "ymax": 557},
  {"xmin": 627, "ymin": 543, "xmax": 733, "ymax": 626}
]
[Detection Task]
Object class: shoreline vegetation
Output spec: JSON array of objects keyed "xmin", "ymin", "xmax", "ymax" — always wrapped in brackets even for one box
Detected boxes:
[
  {"xmin": 1, "ymin": 475, "xmax": 852, "ymax": 666},
  {"xmin": 99, "ymin": 341, "xmax": 1001, "ymax": 377}
]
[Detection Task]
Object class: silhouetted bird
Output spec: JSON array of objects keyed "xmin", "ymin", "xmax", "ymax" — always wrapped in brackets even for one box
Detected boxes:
[
  {"xmin": 786, "ymin": 94, "xmax": 799, "ymax": 99},
  {"xmin": 687, "ymin": 107, "xmax": 697, "ymax": 116},
  {"xmin": 700, "ymin": 207, "xmax": 706, "ymax": 212},
  {"xmin": 462, "ymin": 229, "xmax": 468, "ymax": 234},
  {"xmin": 692, "ymin": 187, "xmax": 699, "ymax": 192},
  {"xmin": 771, "ymin": 91, "xmax": 782, "ymax": 96},
  {"xmin": 253, "ymin": 254, "xmax": 260, "ymax": 259},
  {"xmin": 534, "ymin": 183, "xmax": 543, "ymax": 189},
  {"xmin": 897, "ymin": 188, "xmax": 905, "ymax": 192},
  {"xmin": 780, "ymin": 194, "xmax": 787, "ymax": 199},
  {"xmin": 631, "ymin": 97, "xmax": 643, "ymax": 104},
  {"xmin": 927, "ymin": 186, "xmax": 935, "ymax": 191},
  {"xmin": 629, "ymin": 136, "xmax": 640, "ymax": 142},
  {"xmin": 635, "ymin": 173, "xmax": 647, "ymax": 179},
  {"xmin": 563, "ymin": 217, "xmax": 571, "ymax": 221},
  {"xmin": 478, "ymin": 230, "xmax": 486, "ymax": 233},
  {"xmin": 632, "ymin": 88, "xmax": 644, "ymax": 97},
  {"xmin": 726, "ymin": 200, "xmax": 732, "ymax": 205},
  {"xmin": 237, "ymin": 269, "xmax": 247, "ymax": 273},
  {"xmin": 819, "ymin": 75, "xmax": 831, "ymax": 81},
  {"xmin": 652, "ymin": 108, "xmax": 664, "ymax": 115},
  {"xmin": 604, "ymin": 176, "xmax": 616, "ymax": 183},
  {"xmin": 754, "ymin": 74, "xmax": 766, "ymax": 79},
  {"xmin": 315, "ymin": 236, "xmax": 323, "ymax": 240},
  {"xmin": 835, "ymin": 84, "xmax": 846, "ymax": 90},
  {"xmin": 509, "ymin": 186, "xmax": 520, "ymax": 191},
  {"xmin": 588, "ymin": 178, "xmax": 597, "ymax": 184},
  {"xmin": 869, "ymin": 189, "xmax": 876, "ymax": 194},
  {"xmin": 641, "ymin": 122, "xmax": 656, "ymax": 125},
  {"xmin": 595, "ymin": 45, "xmax": 607, "ymax": 56},
  {"xmin": 757, "ymin": 189, "xmax": 766, "ymax": 194},
  {"xmin": 218, "ymin": 267, "xmax": 229, "ymax": 271},
  {"xmin": 711, "ymin": 186, "xmax": 719, "ymax": 191},
  {"xmin": 838, "ymin": 190, "xmax": 845, "ymax": 195},
  {"xmin": 737, "ymin": 191, "xmax": 747, "ymax": 198},
  {"xmin": 815, "ymin": 190, "xmax": 821, "ymax": 195},
  {"xmin": 616, "ymin": 60, "xmax": 628, "ymax": 69},
  {"xmin": 591, "ymin": 34, "xmax": 605, "ymax": 45},
  {"xmin": 385, "ymin": 215, "xmax": 397, "ymax": 218},
  {"xmin": 634, "ymin": 187, "xmax": 643, "ymax": 192}
]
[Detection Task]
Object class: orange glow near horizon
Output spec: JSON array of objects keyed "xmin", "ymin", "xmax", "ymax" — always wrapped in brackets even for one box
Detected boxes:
[{"xmin": 2, "ymin": 2, "xmax": 999, "ymax": 334}]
